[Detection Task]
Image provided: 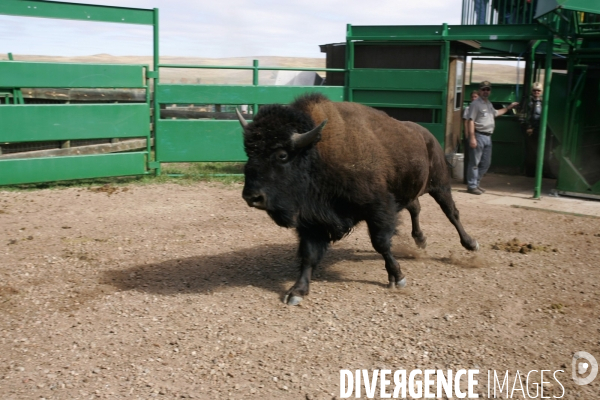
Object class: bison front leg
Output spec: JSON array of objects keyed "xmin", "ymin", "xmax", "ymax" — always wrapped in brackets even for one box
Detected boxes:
[
  {"xmin": 283, "ymin": 231, "xmax": 329, "ymax": 306},
  {"xmin": 367, "ymin": 197, "xmax": 407, "ymax": 289},
  {"xmin": 406, "ymin": 199, "xmax": 427, "ymax": 249}
]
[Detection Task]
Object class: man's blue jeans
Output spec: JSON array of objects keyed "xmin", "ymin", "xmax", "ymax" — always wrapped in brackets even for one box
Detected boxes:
[{"xmin": 467, "ymin": 133, "xmax": 492, "ymax": 190}]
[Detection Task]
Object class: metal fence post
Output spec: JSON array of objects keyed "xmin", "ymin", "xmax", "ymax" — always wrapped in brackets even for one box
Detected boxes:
[
  {"xmin": 253, "ymin": 60, "xmax": 259, "ymax": 115},
  {"xmin": 153, "ymin": 7, "xmax": 161, "ymax": 176},
  {"xmin": 533, "ymin": 35, "xmax": 554, "ymax": 199}
]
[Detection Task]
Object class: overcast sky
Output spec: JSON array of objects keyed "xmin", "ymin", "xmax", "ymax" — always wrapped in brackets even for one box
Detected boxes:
[{"xmin": 1, "ymin": 0, "xmax": 465, "ymax": 59}]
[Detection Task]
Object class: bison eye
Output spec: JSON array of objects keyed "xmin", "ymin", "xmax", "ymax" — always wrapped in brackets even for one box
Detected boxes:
[{"xmin": 275, "ymin": 149, "xmax": 289, "ymax": 162}]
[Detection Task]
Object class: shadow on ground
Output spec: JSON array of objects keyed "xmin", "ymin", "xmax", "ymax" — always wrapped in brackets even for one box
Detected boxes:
[
  {"xmin": 100, "ymin": 240, "xmax": 479, "ymax": 299},
  {"xmin": 101, "ymin": 244, "xmax": 391, "ymax": 298}
]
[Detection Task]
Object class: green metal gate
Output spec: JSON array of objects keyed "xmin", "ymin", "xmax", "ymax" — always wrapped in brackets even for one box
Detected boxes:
[
  {"xmin": 152, "ymin": 63, "xmax": 344, "ymax": 169},
  {"xmin": 0, "ymin": 0, "xmax": 344, "ymax": 186},
  {"xmin": 4, "ymin": 0, "xmax": 598, "ymax": 198},
  {"xmin": 345, "ymin": 25, "xmax": 453, "ymax": 147},
  {"xmin": 0, "ymin": 0, "xmax": 157, "ymax": 186}
]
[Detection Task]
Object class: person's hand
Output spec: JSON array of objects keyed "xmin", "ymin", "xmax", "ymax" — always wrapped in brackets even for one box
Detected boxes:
[
  {"xmin": 509, "ymin": 102, "xmax": 519, "ymax": 109},
  {"xmin": 469, "ymin": 136, "xmax": 477, "ymax": 149}
]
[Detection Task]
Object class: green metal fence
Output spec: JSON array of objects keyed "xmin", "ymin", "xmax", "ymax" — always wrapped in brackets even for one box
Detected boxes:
[
  {"xmin": 153, "ymin": 62, "xmax": 344, "ymax": 168},
  {"xmin": 0, "ymin": 0, "xmax": 344, "ymax": 185},
  {"xmin": 344, "ymin": 23, "xmax": 548, "ymax": 155},
  {"xmin": 0, "ymin": 0, "xmax": 157, "ymax": 186},
  {"xmin": 551, "ymin": 53, "xmax": 600, "ymax": 198},
  {"xmin": 0, "ymin": 59, "xmax": 153, "ymax": 185},
  {"xmin": 2, "ymin": 0, "xmax": 599, "ymax": 199},
  {"xmin": 345, "ymin": 25, "xmax": 453, "ymax": 147}
]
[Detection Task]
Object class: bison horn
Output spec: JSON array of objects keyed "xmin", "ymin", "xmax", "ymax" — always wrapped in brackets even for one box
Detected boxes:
[
  {"xmin": 291, "ymin": 119, "xmax": 328, "ymax": 148},
  {"xmin": 235, "ymin": 108, "xmax": 249, "ymax": 129}
]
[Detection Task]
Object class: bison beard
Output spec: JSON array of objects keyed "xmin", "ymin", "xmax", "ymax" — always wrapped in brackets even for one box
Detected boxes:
[{"xmin": 238, "ymin": 93, "xmax": 479, "ymax": 305}]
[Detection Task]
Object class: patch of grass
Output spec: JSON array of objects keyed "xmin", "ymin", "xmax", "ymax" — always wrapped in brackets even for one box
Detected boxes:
[
  {"xmin": 0, "ymin": 162, "xmax": 245, "ymax": 191},
  {"xmin": 161, "ymin": 162, "xmax": 245, "ymax": 184}
]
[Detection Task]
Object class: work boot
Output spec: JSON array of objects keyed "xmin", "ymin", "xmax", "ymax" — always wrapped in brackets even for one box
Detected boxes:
[
  {"xmin": 467, "ymin": 187, "xmax": 483, "ymax": 195},
  {"xmin": 478, "ymin": 186, "xmax": 486, "ymax": 193}
]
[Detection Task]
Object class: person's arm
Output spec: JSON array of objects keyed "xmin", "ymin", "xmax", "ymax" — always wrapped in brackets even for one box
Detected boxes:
[
  {"xmin": 462, "ymin": 107, "xmax": 470, "ymax": 142},
  {"xmin": 466, "ymin": 103, "xmax": 478, "ymax": 148},
  {"xmin": 468, "ymin": 119, "xmax": 477, "ymax": 148},
  {"xmin": 497, "ymin": 102, "xmax": 519, "ymax": 116},
  {"xmin": 463, "ymin": 118, "xmax": 470, "ymax": 141}
]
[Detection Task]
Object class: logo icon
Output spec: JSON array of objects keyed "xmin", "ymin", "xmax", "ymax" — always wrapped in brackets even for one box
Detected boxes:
[{"xmin": 572, "ymin": 351, "xmax": 598, "ymax": 385}]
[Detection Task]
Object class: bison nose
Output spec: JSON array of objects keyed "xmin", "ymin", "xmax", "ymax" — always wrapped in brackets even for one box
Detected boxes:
[{"xmin": 243, "ymin": 190, "xmax": 267, "ymax": 210}]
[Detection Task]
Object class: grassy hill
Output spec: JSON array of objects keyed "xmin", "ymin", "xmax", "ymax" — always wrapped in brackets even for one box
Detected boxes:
[{"xmin": 2, "ymin": 53, "xmax": 526, "ymax": 85}]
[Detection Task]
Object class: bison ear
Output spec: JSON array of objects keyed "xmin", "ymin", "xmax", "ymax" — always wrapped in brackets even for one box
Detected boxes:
[
  {"xmin": 235, "ymin": 108, "xmax": 249, "ymax": 130},
  {"xmin": 291, "ymin": 119, "xmax": 328, "ymax": 148}
]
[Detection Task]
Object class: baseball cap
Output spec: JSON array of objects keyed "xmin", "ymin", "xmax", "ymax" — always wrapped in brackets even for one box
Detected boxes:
[
  {"xmin": 479, "ymin": 81, "xmax": 492, "ymax": 89},
  {"xmin": 532, "ymin": 82, "xmax": 543, "ymax": 91}
]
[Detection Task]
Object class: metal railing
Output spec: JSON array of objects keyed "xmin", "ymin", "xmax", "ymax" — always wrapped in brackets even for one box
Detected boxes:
[
  {"xmin": 152, "ymin": 60, "xmax": 346, "ymax": 167},
  {"xmin": 156, "ymin": 60, "xmax": 346, "ymax": 115}
]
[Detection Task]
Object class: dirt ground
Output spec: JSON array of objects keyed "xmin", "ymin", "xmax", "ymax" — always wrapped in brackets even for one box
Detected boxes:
[{"xmin": 1, "ymin": 178, "xmax": 599, "ymax": 399}]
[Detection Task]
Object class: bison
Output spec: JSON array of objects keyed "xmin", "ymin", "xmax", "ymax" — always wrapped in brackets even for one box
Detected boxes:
[{"xmin": 236, "ymin": 93, "xmax": 478, "ymax": 305}]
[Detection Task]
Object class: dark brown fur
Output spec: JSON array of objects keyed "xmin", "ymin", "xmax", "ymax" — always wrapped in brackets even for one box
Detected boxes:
[{"xmin": 241, "ymin": 93, "xmax": 478, "ymax": 304}]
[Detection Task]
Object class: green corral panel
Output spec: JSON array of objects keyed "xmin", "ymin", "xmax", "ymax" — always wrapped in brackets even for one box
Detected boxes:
[
  {"xmin": 490, "ymin": 117, "xmax": 524, "ymax": 170},
  {"xmin": 547, "ymin": 73, "xmax": 568, "ymax": 143},
  {"xmin": 536, "ymin": 0, "xmax": 600, "ymax": 17},
  {"xmin": 0, "ymin": 104, "xmax": 150, "ymax": 143},
  {"xmin": 156, "ymin": 120, "xmax": 246, "ymax": 162},
  {"xmin": 157, "ymin": 85, "xmax": 344, "ymax": 105},
  {"xmin": 352, "ymin": 90, "xmax": 443, "ymax": 107},
  {"xmin": 0, "ymin": 0, "xmax": 155, "ymax": 24},
  {"xmin": 350, "ymin": 70, "xmax": 447, "ymax": 90},
  {"xmin": 0, "ymin": 153, "xmax": 148, "ymax": 186},
  {"xmin": 555, "ymin": 69, "xmax": 600, "ymax": 196},
  {"xmin": 0, "ymin": 61, "xmax": 146, "ymax": 88},
  {"xmin": 0, "ymin": 1, "xmax": 155, "ymax": 187},
  {"xmin": 557, "ymin": 158, "xmax": 594, "ymax": 193},
  {"xmin": 348, "ymin": 24, "xmax": 550, "ymax": 41},
  {"xmin": 349, "ymin": 25, "xmax": 448, "ymax": 40}
]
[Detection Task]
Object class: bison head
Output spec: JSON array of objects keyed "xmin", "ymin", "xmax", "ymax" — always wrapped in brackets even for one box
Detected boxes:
[{"xmin": 237, "ymin": 106, "xmax": 327, "ymax": 228}]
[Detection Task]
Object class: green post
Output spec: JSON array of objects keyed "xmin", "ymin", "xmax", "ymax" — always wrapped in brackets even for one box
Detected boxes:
[
  {"xmin": 152, "ymin": 7, "xmax": 161, "ymax": 176},
  {"xmin": 8, "ymin": 53, "xmax": 24, "ymax": 104},
  {"xmin": 441, "ymin": 25, "xmax": 449, "ymax": 150},
  {"xmin": 528, "ymin": 41, "xmax": 541, "ymax": 90},
  {"xmin": 533, "ymin": 35, "xmax": 553, "ymax": 199},
  {"xmin": 345, "ymin": 24, "xmax": 354, "ymax": 102},
  {"xmin": 252, "ymin": 60, "xmax": 259, "ymax": 115}
]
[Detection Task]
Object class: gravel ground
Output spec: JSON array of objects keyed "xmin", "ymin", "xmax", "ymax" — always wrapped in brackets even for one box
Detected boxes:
[{"xmin": 1, "ymin": 181, "xmax": 599, "ymax": 399}]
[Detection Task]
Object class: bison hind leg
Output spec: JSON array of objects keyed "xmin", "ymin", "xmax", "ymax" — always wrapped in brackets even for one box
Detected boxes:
[{"xmin": 428, "ymin": 186, "xmax": 479, "ymax": 251}]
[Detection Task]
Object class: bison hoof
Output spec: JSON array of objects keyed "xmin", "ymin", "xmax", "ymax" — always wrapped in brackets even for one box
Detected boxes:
[
  {"xmin": 415, "ymin": 237, "xmax": 427, "ymax": 249},
  {"xmin": 283, "ymin": 294, "xmax": 303, "ymax": 306},
  {"xmin": 462, "ymin": 239, "xmax": 480, "ymax": 251},
  {"xmin": 388, "ymin": 278, "xmax": 407, "ymax": 289}
]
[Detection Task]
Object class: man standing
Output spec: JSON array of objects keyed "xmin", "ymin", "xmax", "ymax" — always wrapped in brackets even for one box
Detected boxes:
[
  {"xmin": 526, "ymin": 82, "xmax": 543, "ymax": 135},
  {"xmin": 466, "ymin": 81, "xmax": 519, "ymax": 195},
  {"xmin": 524, "ymin": 82, "xmax": 543, "ymax": 176}
]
